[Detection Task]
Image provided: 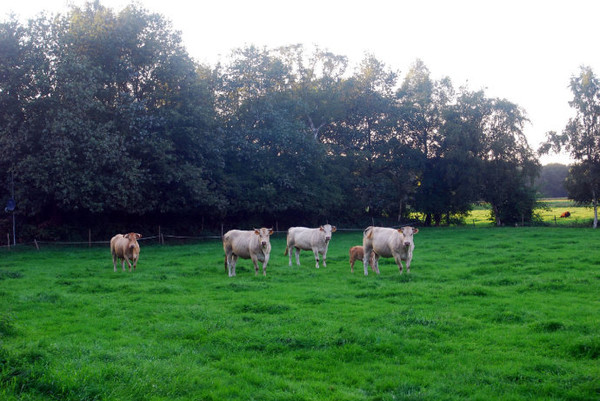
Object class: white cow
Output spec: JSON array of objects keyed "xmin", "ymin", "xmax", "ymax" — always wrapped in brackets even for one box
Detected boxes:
[
  {"xmin": 362, "ymin": 226, "xmax": 419, "ymax": 275},
  {"xmin": 223, "ymin": 228, "xmax": 273, "ymax": 277},
  {"xmin": 284, "ymin": 224, "xmax": 336, "ymax": 268}
]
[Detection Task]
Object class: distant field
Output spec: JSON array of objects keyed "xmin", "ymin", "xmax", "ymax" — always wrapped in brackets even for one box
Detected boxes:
[
  {"xmin": 1, "ymin": 227, "xmax": 599, "ymax": 400},
  {"xmin": 468, "ymin": 198, "xmax": 596, "ymax": 226}
]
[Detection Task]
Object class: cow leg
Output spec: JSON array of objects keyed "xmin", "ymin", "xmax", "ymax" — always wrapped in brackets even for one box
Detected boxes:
[
  {"xmin": 405, "ymin": 257, "xmax": 412, "ymax": 274},
  {"xmin": 350, "ymin": 258, "xmax": 355, "ymax": 273},
  {"xmin": 322, "ymin": 250, "xmax": 327, "ymax": 268},
  {"xmin": 294, "ymin": 248, "xmax": 301, "ymax": 266},
  {"xmin": 363, "ymin": 248, "xmax": 372, "ymax": 275},
  {"xmin": 393, "ymin": 254, "xmax": 404, "ymax": 274},
  {"xmin": 227, "ymin": 255, "xmax": 234, "ymax": 277},
  {"xmin": 313, "ymin": 248, "xmax": 320, "ymax": 269},
  {"xmin": 373, "ymin": 254, "xmax": 381, "ymax": 274},
  {"xmin": 233, "ymin": 255, "xmax": 239, "ymax": 276},
  {"xmin": 121, "ymin": 260, "xmax": 126, "ymax": 272},
  {"xmin": 112, "ymin": 254, "xmax": 118, "ymax": 272},
  {"xmin": 288, "ymin": 246, "xmax": 293, "ymax": 267},
  {"xmin": 251, "ymin": 255, "xmax": 259, "ymax": 276},
  {"xmin": 125, "ymin": 257, "xmax": 133, "ymax": 272},
  {"xmin": 262, "ymin": 254, "xmax": 269, "ymax": 276}
]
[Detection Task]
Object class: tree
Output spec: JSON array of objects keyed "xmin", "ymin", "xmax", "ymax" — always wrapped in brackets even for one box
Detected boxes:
[
  {"xmin": 540, "ymin": 66, "xmax": 600, "ymax": 227},
  {"xmin": 0, "ymin": 1, "xmax": 223, "ymax": 236},
  {"xmin": 536, "ymin": 164, "xmax": 569, "ymax": 198}
]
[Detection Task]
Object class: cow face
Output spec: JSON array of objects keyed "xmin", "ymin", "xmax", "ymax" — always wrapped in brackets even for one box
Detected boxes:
[
  {"xmin": 124, "ymin": 233, "xmax": 142, "ymax": 248},
  {"xmin": 398, "ymin": 227, "xmax": 418, "ymax": 247},
  {"xmin": 254, "ymin": 228, "xmax": 273, "ymax": 248},
  {"xmin": 320, "ymin": 224, "xmax": 336, "ymax": 242}
]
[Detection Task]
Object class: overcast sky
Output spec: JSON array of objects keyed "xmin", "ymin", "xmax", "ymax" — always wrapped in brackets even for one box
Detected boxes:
[{"xmin": 3, "ymin": 0, "xmax": 600, "ymax": 165}]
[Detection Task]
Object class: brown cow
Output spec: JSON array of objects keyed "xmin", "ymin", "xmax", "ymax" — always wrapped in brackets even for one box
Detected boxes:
[
  {"xmin": 560, "ymin": 211, "xmax": 571, "ymax": 218},
  {"xmin": 110, "ymin": 233, "xmax": 141, "ymax": 272},
  {"xmin": 223, "ymin": 228, "xmax": 273, "ymax": 277},
  {"xmin": 363, "ymin": 226, "xmax": 419, "ymax": 275},
  {"xmin": 349, "ymin": 245, "xmax": 376, "ymax": 273}
]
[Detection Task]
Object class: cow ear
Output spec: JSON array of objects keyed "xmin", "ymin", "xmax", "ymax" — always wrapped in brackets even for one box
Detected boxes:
[
  {"xmin": 268, "ymin": 228, "xmax": 274, "ymax": 235},
  {"xmin": 136, "ymin": 233, "xmax": 142, "ymax": 239},
  {"xmin": 254, "ymin": 229, "xmax": 260, "ymax": 235},
  {"xmin": 332, "ymin": 226, "xmax": 337, "ymax": 232},
  {"xmin": 320, "ymin": 226, "xmax": 324, "ymax": 231},
  {"xmin": 413, "ymin": 228, "xmax": 419, "ymax": 234}
]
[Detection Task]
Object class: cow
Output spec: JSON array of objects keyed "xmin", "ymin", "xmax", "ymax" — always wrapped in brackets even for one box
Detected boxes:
[
  {"xmin": 362, "ymin": 226, "xmax": 419, "ymax": 275},
  {"xmin": 560, "ymin": 211, "xmax": 571, "ymax": 218},
  {"xmin": 110, "ymin": 233, "xmax": 141, "ymax": 272},
  {"xmin": 284, "ymin": 224, "xmax": 336, "ymax": 269},
  {"xmin": 223, "ymin": 228, "xmax": 273, "ymax": 277},
  {"xmin": 349, "ymin": 245, "xmax": 376, "ymax": 273}
]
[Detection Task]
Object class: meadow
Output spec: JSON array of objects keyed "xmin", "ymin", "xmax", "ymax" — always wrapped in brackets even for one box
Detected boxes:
[
  {"xmin": 468, "ymin": 198, "xmax": 596, "ymax": 227},
  {"xmin": 1, "ymin": 227, "xmax": 599, "ymax": 400}
]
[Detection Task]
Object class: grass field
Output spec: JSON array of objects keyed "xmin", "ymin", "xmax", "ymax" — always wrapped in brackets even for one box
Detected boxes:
[
  {"xmin": 1, "ymin": 227, "xmax": 599, "ymax": 400},
  {"xmin": 467, "ymin": 198, "xmax": 597, "ymax": 226}
]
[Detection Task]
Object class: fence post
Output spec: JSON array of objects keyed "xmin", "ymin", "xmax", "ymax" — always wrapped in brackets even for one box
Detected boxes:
[
  {"xmin": 34, "ymin": 239, "xmax": 39, "ymax": 251},
  {"xmin": 158, "ymin": 226, "xmax": 162, "ymax": 245},
  {"xmin": 7, "ymin": 233, "xmax": 10, "ymax": 250},
  {"xmin": 88, "ymin": 229, "xmax": 91, "ymax": 247}
]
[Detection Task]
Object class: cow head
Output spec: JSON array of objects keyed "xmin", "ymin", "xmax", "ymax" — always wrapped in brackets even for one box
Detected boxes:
[
  {"xmin": 254, "ymin": 228, "xmax": 273, "ymax": 248},
  {"xmin": 124, "ymin": 233, "xmax": 142, "ymax": 249},
  {"xmin": 398, "ymin": 226, "xmax": 418, "ymax": 247},
  {"xmin": 320, "ymin": 224, "xmax": 336, "ymax": 242}
]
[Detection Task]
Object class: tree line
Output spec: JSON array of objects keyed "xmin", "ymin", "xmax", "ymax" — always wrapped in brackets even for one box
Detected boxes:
[{"xmin": 0, "ymin": 1, "xmax": 557, "ymax": 240}]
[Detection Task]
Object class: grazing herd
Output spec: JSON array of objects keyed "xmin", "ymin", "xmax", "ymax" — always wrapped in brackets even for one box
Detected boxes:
[{"xmin": 110, "ymin": 225, "xmax": 419, "ymax": 277}]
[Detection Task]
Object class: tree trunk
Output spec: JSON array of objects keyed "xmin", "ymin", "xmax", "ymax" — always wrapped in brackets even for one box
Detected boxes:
[{"xmin": 593, "ymin": 189, "xmax": 598, "ymax": 229}]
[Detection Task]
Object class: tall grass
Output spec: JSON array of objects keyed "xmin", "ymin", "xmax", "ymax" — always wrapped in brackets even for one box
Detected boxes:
[{"xmin": 1, "ymin": 227, "xmax": 599, "ymax": 400}]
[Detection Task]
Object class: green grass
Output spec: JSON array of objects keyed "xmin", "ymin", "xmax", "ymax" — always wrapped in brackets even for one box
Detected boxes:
[
  {"xmin": 1, "ymin": 228, "xmax": 599, "ymax": 400},
  {"xmin": 467, "ymin": 198, "xmax": 597, "ymax": 226}
]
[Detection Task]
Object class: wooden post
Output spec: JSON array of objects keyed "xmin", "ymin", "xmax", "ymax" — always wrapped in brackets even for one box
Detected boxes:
[
  {"xmin": 221, "ymin": 223, "xmax": 224, "ymax": 238},
  {"xmin": 158, "ymin": 226, "xmax": 162, "ymax": 245},
  {"xmin": 88, "ymin": 229, "xmax": 91, "ymax": 247},
  {"xmin": 7, "ymin": 233, "xmax": 10, "ymax": 250},
  {"xmin": 34, "ymin": 239, "xmax": 39, "ymax": 251}
]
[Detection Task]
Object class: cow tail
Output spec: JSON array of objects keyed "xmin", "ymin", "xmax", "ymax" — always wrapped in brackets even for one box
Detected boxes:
[
  {"xmin": 224, "ymin": 256, "xmax": 227, "ymax": 271},
  {"xmin": 284, "ymin": 246, "xmax": 288, "ymax": 256},
  {"xmin": 364, "ymin": 226, "xmax": 373, "ymax": 240}
]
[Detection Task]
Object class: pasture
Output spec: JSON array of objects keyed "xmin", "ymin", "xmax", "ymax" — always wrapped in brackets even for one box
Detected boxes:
[
  {"xmin": 468, "ymin": 198, "xmax": 597, "ymax": 226},
  {"xmin": 1, "ymin": 227, "xmax": 599, "ymax": 400}
]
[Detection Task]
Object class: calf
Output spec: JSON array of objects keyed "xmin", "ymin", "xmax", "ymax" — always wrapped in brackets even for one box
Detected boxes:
[
  {"xmin": 560, "ymin": 211, "xmax": 571, "ymax": 218},
  {"xmin": 349, "ymin": 245, "xmax": 376, "ymax": 273},
  {"xmin": 110, "ymin": 233, "xmax": 141, "ymax": 272},
  {"xmin": 363, "ymin": 226, "xmax": 419, "ymax": 275},
  {"xmin": 285, "ymin": 224, "xmax": 336, "ymax": 268},
  {"xmin": 223, "ymin": 228, "xmax": 273, "ymax": 277}
]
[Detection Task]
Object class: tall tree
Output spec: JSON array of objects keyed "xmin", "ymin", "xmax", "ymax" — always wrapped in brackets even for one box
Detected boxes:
[{"xmin": 540, "ymin": 66, "xmax": 600, "ymax": 227}]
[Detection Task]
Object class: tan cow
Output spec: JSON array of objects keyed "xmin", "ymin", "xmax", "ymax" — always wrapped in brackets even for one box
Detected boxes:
[
  {"xmin": 223, "ymin": 228, "xmax": 273, "ymax": 277},
  {"xmin": 110, "ymin": 233, "xmax": 141, "ymax": 272},
  {"xmin": 349, "ymin": 245, "xmax": 376, "ymax": 273},
  {"xmin": 284, "ymin": 224, "xmax": 336, "ymax": 268},
  {"xmin": 363, "ymin": 226, "xmax": 419, "ymax": 275}
]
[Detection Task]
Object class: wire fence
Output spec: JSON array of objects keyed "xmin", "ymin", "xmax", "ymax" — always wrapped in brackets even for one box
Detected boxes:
[{"xmin": 1, "ymin": 217, "xmax": 595, "ymax": 252}]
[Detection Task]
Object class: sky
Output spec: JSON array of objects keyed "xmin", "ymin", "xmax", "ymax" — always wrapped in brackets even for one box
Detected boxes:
[{"xmin": 3, "ymin": 0, "xmax": 600, "ymax": 165}]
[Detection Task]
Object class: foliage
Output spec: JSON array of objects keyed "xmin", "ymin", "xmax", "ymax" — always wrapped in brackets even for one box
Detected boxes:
[
  {"xmin": 0, "ymin": 228, "xmax": 599, "ymax": 400},
  {"xmin": 0, "ymin": 2, "xmax": 542, "ymax": 239},
  {"xmin": 536, "ymin": 164, "xmax": 569, "ymax": 198},
  {"xmin": 540, "ymin": 66, "xmax": 600, "ymax": 227}
]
